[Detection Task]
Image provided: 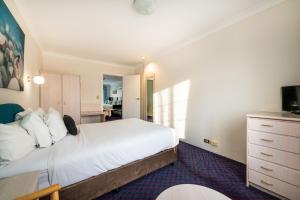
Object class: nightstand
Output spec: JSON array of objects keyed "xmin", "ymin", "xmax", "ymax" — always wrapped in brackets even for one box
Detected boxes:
[{"xmin": 0, "ymin": 171, "xmax": 39, "ymax": 200}]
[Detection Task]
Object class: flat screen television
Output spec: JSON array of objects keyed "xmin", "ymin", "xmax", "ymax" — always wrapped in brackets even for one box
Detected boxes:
[{"xmin": 282, "ymin": 85, "xmax": 300, "ymax": 114}]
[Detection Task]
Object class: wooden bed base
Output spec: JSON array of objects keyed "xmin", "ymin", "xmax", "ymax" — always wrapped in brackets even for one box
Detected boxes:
[{"xmin": 58, "ymin": 147, "xmax": 177, "ymax": 200}]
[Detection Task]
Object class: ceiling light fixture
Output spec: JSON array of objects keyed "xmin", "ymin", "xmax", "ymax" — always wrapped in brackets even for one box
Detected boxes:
[{"xmin": 133, "ymin": 0, "xmax": 156, "ymax": 15}]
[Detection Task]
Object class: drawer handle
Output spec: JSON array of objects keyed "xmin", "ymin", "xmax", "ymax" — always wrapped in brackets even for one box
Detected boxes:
[
  {"xmin": 261, "ymin": 124, "xmax": 273, "ymax": 127},
  {"xmin": 260, "ymin": 166, "xmax": 273, "ymax": 172},
  {"xmin": 260, "ymin": 152, "xmax": 273, "ymax": 157},
  {"xmin": 260, "ymin": 138, "xmax": 274, "ymax": 142},
  {"xmin": 260, "ymin": 180, "xmax": 273, "ymax": 186}
]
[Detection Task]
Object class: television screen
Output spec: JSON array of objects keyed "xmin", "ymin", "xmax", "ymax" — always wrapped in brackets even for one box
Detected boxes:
[{"xmin": 282, "ymin": 85, "xmax": 300, "ymax": 112}]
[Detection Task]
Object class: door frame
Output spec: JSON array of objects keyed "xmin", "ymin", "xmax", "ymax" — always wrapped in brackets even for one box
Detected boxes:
[
  {"xmin": 146, "ymin": 74, "xmax": 155, "ymax": 122},
  {"xmin": 101, "ymin": 73, "xmax": 124, "ymax": 118}
]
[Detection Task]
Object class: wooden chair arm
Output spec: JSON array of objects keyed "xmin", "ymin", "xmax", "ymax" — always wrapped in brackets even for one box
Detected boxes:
[{"xmin": 15, "ymin": 184, "xmax": 61, "ymax": 200}]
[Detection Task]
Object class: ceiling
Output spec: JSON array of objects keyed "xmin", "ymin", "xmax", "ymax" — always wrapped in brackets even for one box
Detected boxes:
[{"xmin": 14, "ymin": 0, "xmax": 282, "ymax": 66}]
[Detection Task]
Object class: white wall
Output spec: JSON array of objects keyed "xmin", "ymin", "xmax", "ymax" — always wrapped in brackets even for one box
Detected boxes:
[
  {"xmin": 42, "ymin": 52, "xmax": 135, "ymax": 106},
  {"xmin": 148, "ymin": 0, "xmax": 300, "ymax": 163},
  {"xmin": 0, "ymin": 0, "xmax": 42, "ymax": 109}
]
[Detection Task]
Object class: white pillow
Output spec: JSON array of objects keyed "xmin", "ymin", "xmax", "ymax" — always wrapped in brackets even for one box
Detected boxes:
[
  {"xmin": 15, "ymin": 108, "xmax": 33, "ymax": 121},
  {"xmin": 34, "ymin": 107, "xmax": 46, "ymax": 120},
  {"xmin": 20, "ymin": 113, "xmax": 52, "ymax": 148},
  {"xmin": 48, "ymin": 107, "xmax": 61, "ymax": 116},
  {"xmin": 0, "ymin": 122, "xmax": 36, "ymax": 164},
  {"xmin": 45, "ymin": 109, "xmax": 67, "ymax": 142}
]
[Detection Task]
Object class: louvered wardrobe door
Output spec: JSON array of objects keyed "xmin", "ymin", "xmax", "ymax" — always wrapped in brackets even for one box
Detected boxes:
[
  {"xmin": 62, "ymin": 74, "xmax": 81, "ymax": 124},
  {"xmin": 40, "ymin": 72, "xmax": 62, "ymax": 114}
]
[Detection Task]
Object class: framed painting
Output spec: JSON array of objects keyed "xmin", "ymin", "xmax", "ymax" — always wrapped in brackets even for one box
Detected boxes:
[{"xmin": 0, "ymin": 0, "xmax": 25, "ymax": 91}]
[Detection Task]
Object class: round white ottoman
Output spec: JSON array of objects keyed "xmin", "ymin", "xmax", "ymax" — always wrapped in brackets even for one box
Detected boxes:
[{"xmin": 156, "ymin": 184, "xmax": 231, "ymax": 200}]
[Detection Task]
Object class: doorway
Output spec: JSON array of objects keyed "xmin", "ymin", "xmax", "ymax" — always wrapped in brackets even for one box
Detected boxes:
[
  {"xmin": 146, "ymin": 76, "xmax": 154, "ymax": 122},
  {"xmin": 103, "ymin": 74, "xmax": 123, "ymax": 121}
]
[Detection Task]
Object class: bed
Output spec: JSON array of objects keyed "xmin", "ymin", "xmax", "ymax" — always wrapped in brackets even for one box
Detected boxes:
[{"xmin": 0, "ymin": 103, "xmax": 178, "ymax": 200}]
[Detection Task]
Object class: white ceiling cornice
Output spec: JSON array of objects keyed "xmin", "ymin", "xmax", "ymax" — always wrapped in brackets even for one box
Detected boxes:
[
  {"xmin": 43, "ymin": 51, "xmax": 134, "ymax": 69},
  {"xmin": 151, "ymin": 0, "xmax": 285, "ymax": 61}
]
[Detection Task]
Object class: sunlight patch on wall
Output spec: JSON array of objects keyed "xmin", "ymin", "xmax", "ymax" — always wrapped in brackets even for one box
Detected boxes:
[
  {"xmin": 153, "ymin": 80, "xmax": 190, "ymax": 139},
  {"xmin": 153, "ymin": 91, "xmax": 161, "ymax": 124},
  {"xmin": 154, "ymin": 88, "xmax": 171, "ymax": 126},
  {"xmin": 172, "ymin": 80, "xmax": 190, "ymax": 139}
]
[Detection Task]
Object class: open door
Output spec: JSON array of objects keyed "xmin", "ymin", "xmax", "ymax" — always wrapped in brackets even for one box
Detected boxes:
[
  {"xmin": 123, "ymin": 75, "xmax": 140, "ymax": 119},
  {"xmin": 102, "ymin": 74, "xmax": 123, "ymax": 121},
  {"xmin": 146, "ymin": 76, "xmax": 154, "ymax": 122}
]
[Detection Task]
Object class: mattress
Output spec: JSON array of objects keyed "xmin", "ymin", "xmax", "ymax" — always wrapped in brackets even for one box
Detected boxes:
[
  {"xmin": 0, "ymin": 145, "xmax": 51, "ymax": 189},
  {"xmin": 0, "ymin": 118, "xmax": 178, "ymax": 188}
]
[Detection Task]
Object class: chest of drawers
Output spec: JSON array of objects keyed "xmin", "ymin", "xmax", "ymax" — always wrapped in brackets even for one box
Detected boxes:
[{"xmin": 247, "ymin": 112, "xmax": 300, "ymax": 200}]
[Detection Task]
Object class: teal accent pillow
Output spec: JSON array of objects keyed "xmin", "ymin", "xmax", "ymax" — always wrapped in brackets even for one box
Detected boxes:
[{"xmin": 0, "ymin": 104, "xmax": 24, "ymax": 124}]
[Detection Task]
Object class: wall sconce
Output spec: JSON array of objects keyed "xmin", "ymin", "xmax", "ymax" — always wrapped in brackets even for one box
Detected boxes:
[
  {"xmin": 33, "ymin": 75, "xmax": 45, "ymax": 85},
  {"xmin": 27, "ymin": 75, "xmax": 45, "ymax": 85},
  {"xmin": 26, "ymin": 75, "xmax": 31, "ymax": 83}
]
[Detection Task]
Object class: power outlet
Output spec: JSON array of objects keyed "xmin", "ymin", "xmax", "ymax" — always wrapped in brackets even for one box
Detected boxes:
[
  {"xmin": 204, "ymin": 138, "xmax": 219, "ymax": 147},
  {"xmin": 209, "ymin": 140, "xmax": 219, "ymax": 147}
]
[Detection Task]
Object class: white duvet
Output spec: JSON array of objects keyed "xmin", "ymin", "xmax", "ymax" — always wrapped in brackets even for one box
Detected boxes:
[{"xmin": 48, "ymin": 118, "xmax": 178, "ymax": 187}]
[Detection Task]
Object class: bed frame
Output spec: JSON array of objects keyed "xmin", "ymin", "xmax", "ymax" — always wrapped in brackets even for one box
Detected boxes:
[
  {"xmin": 59, "ymin": 147, "xmax": 177, "ymax": 200},
  {"xmin": 0, "ymin": 104, "xmax": 178, "ymax": 200}
]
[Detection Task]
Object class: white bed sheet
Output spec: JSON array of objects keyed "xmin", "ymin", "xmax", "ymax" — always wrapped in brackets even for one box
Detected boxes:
[
  {"xmin": 0, "ymin": 118, "xmax": 178, "ymax": 188},
  {"xmin": 0, "ymin": 146, "xmax": 51, "ymax": 188}
]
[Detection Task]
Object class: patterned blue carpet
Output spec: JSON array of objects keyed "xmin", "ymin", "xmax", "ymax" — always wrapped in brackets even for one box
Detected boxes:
[{"xmin": 96, "ymin": 142, "xmax": 278, "ymax": 200}]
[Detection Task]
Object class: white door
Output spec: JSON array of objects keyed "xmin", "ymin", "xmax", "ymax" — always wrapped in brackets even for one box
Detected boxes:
[
  {"xmin": 41, "ymin": 72, "xmax": 62, "ymax": 114},
  {"xmin": 62, "ymin": 74, "xmax": 81, "ymax": 124},
  {"xmin": 123, "ymin": 75, "xmax": 140, "ymax": 119}
]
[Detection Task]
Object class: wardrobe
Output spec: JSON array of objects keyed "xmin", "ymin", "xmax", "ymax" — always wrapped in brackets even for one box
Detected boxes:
[{"xmin": 40, "ymin": 72, "xmax": 81, "ymax": 124}]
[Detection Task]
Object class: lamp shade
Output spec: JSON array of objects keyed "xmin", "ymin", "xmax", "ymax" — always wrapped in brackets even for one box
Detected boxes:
[{"xmin": 33, "ymin": 75, "xmax": 45, "ymax": 85}]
